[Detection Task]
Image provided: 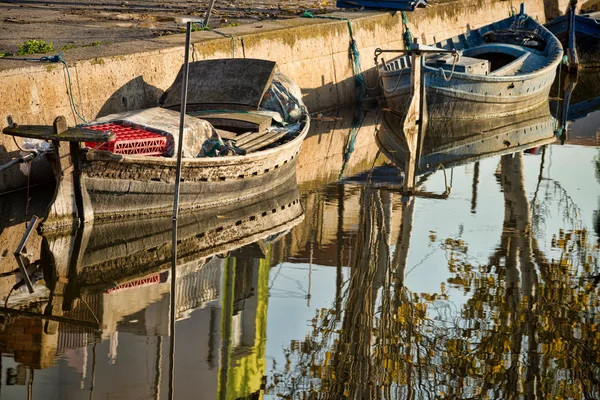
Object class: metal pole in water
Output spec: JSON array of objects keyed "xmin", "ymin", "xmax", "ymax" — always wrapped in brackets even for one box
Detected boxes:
[{"xmin": 170, "ymin": 19, "xmax": 193, "ymax": 400}]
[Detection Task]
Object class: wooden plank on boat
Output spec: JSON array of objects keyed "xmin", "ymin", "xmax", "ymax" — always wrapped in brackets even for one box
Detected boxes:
[
  {"xmin": 234, "ymin": 129, "xmax": 270, "ymax": 147},
  {"xmin": 215, "ymin": 129, "xmax": 238, "ymax": 140},
  {"xmin": 191, "ymin": 112, "xmax": 273, "ymax": 131},
  {"xmin": 3, "ymin": 124, "xmax": 115, "ymax": 142},
  {"xmin": 160, "ymin": 59, "xmax": 277, "ymax": 110},
  {"xmin": 240, "ymin": 129, "xmax": 289, "ymax": 152}
]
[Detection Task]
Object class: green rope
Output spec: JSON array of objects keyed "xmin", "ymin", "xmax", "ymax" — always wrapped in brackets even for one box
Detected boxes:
[
  {"xmin": 338, "ymin": 108, "xmax": 365, "ymax": 180},
  {"xmin": 302, "ymin": 11, "xmax": 366, "ymax": 102},
  {"xmin": 191, "ymin": 23, "xmax": 235, "ymax": 58},
  {"xmin": 210, "ymin": 29, "xmax": 236, "ymax": 58},
  {"xmin": 3, "ymin": 53, "xmax": 88, "ymax": 123},
  {"xmin": 401, "ymin": 11, "xmax": 413, "ymax": 50}
]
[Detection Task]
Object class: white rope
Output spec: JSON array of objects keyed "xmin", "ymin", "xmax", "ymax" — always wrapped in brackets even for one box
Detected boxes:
[
  {"xmin": 380, "ymin": 62, "xmax": 407, "ymax": 94},
  {"xmin": 440, "ymin": 52, "xmax": 460, "ymax": 82}
]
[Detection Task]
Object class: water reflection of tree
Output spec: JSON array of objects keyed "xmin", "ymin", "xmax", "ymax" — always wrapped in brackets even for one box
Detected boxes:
[
  {"xmin": 594, "ymin": 149, "xmax": 600, "ymax": 244},
  {"xmin": 267, "ymin": 152, "xmax": 600, "ymax": 399}
]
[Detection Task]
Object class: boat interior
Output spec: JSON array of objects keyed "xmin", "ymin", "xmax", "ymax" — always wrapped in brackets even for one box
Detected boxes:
[{"xmin": 383, "ymin": 9, "xmax": 561, "ymax": 78}]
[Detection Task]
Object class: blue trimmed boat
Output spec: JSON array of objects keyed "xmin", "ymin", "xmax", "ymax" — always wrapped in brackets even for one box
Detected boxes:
[
  {"xmin": 378, "ymin": 4, "xmax": 563, "ymax": 119},
  {"xmin": 546, "ymin": 6, "xmax": 600, "ymax": 69}
]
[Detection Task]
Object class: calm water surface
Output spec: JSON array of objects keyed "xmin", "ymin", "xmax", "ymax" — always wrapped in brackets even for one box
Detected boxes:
[{"xmin": 0, "ymin": 74, "xmax": 599, "ymax": 399}]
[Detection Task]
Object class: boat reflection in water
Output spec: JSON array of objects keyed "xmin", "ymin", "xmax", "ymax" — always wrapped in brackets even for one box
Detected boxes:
[
  {"xmin": 377, "ymin": 102, "xmax": 557, "ymax": 176},
  {"xmin": 0, "ymin": 176, "xmax": 302, "ymax": 399},
  {"xmin": 551, "ymin": 71, "xmax": 600, "ymax": 146},
  {"xmin": 265, "ymin": 104, "xmax": 599, "ymax": 398}
]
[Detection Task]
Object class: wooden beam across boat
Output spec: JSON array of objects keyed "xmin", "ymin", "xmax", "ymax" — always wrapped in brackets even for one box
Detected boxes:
[
  {"xmin": 188, "ymin": 111, "xmax": 273, "ymax": 132},
  {"xmin": 3, "ymin": 124, "xmax": 115, "ymax": 142}
]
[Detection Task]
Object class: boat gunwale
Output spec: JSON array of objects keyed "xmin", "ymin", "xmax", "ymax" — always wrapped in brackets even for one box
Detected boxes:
[
  {"xmin": 85, "ymin": 114, "xmax": 310, "ymax": 167},
  {"xmin": 379, "ymin": 14, "xmax": 564, "ymax": 83}
]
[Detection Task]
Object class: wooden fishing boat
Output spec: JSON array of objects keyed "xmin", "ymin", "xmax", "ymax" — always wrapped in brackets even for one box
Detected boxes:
[
  {"xmin": 2, "ymin": 59, "xmax": 310, "ymax": 232},
  {"xmin": 377, "ymin": 102, "xmax": 557, "ymax": 174},
  {"xmin": 546, "ymin": 5, "xmax": 600, "ymax": 69},
  {"xmin": 378, "ymin": 4, "xmax": 563, "ymax": 119}
]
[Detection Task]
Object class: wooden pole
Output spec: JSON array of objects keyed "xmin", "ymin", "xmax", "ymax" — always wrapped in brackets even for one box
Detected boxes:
[
  {"xmin": 402, "ymin": 39, "xmax": 428, "ymax": 193},
  {"xmin": 204, "ymin": 0, "xmax": 217, "ymax": 28}
]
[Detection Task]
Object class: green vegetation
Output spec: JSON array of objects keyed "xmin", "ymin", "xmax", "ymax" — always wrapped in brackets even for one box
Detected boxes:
[
  {"xmin": 0, "ymin": 52, "xmax": 14, "ymax": 57},
  {"xmin": 17, "ymin": 39, "xmax": 54, "ymax": 55},
  {"xmin": 60, "ymin": 44, "xmax": 77, "ymax": 51},
  {"xmin": 189, "ymin": 23, "xmax": 210, "ymax": 32},
  {"xmin": 82, "ymin": 41, "xmax": 111, "ymax": 47}
]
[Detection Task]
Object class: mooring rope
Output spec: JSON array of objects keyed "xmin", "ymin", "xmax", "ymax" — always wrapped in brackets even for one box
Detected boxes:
[
  {"xmin": 301, "ymin": 11, "xmax": 367, "ymax": 102},
  {"xmin": 209, "ymin": 29, "xmax": 236, "ymax": 58},
  {"xmin": 402, "ymin": 11, "xmax": 413, "ymax": 50},
  {"xmin": 381, "ymin": 64, "xmax": 407, "ymax": 94},
  {"xmin": 440, "ymin": 52, "xmax": 460, "ymax": 82},
  {"xmin": 2, "ymin": 53, "xmax": 88, "ymax": 123}
]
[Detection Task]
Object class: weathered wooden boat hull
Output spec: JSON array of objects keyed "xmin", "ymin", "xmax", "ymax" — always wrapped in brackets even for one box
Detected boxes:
[
  {"xmin": 39, "ymin": 114, "xmax": 309, "ymax": 230},
  {"xmin": 42, "ymin": 175, "xmax": 303, "ymax": 291},
  {"xmin": 377, "ymin": 103, "xmax": 557, "ymax": 173},
  {"xmin": 380, "ymin": 9, "xmax": 563, "ymax": 119},
  {"xmin": 382, "ymin": 71, "xmax": 557, "ymax": 119},
  {"xmin": 546, "ymin": 11, "xmax": 600, "ymax": 69},
  {"xmin": 81, "ymin": 124, "xmax": 305, "ymax": 221}
]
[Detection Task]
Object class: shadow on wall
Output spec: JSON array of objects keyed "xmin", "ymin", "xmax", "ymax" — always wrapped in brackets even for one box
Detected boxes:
[
  {"xmin": 301, "ymin": 64, "xmax": 381, "ymax": 113},
  {"xmin": 543, "ymin": 0, "xmax": 568, "ymax": 22},
  {"xmin": 0, "ymin": 142, "xmax": 55, "ymax": 195},
  {"xmin": 96, "ymin": 75, "xmax": 164, "ymax": 119}
]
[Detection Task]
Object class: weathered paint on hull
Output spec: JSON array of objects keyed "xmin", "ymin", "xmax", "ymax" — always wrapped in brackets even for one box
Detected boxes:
[{"xmin": 383, "ymin": 72, "xmax": 556, "ymax": 119}]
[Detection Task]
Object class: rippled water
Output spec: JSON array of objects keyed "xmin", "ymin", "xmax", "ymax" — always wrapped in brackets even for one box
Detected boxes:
[{"xmin": 0, "ymin": 73, "xmax": 598, "ymax": 399}]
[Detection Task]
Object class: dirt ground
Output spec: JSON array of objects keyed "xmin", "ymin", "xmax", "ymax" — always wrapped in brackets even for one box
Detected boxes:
[{"xmin": 0, "ymin": 0, "xmax": 342, "ymax": 55}]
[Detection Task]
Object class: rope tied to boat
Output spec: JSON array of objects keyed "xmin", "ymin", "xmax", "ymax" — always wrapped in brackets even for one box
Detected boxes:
[
  {"xmin": 402, "ymin": 11, "xmax": 413, "ymax": 50},
  {"xmin": 439, "ymin": 52, "xmax": 460, "ymax": 82},
  {"xmin": 301, "ymin": 11, "xmax": 367, "ymax": 102},
  {"xmin": 381, "ymin": 63, "xmax": 408, "ymax": 94},
  {"xmin": 1, "ymin": 53, "xmax": 88, "ymax": 123}
]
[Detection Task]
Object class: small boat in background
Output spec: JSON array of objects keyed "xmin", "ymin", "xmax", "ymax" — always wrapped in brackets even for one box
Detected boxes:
[
  {"xmin": 379, "ymin": 4, "xmax": 563, "ymax": 119},
  {"xmin": 377, "ymin": 102, "xmax": 557, "ymax": 174},
  {"xmin": 546, "ymin": 1, "xmax": 600, "ymax": 69},
  {"xmin": 2, "ymin": 59, "xmax": 310, "ymax": 232}
]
